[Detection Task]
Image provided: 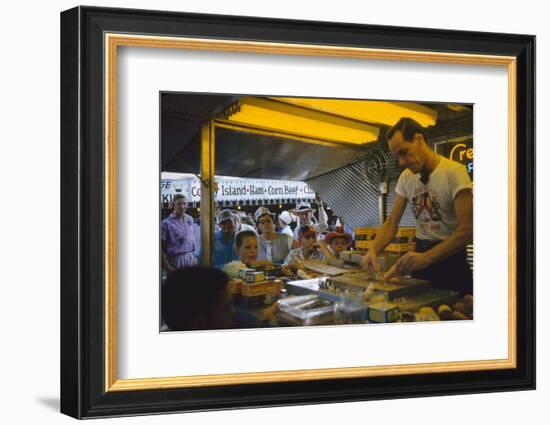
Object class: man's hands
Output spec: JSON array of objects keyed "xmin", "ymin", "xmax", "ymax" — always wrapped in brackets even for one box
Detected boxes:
[
  {"xmin": 361, "ymin": 249, "xmax": 380, "ymax": 275},
  {"xmin": 315, "ymin": 193, "xmax": 322, "ymax": 205},
  {"xmin": 384, "ymin": 252, "xmax": 432, "ymax": 280},
  {"xmin": 362, "ymin": 249, "xmax": 432, "ymax": 280}
]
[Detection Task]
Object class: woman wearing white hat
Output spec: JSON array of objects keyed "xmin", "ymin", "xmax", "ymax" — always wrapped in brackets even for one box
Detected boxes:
[
  {"xmin": 277, "ymin": 210, "xmax": 294, "ymax": 240},
  {"xmin": 254, "ymin": 206, "xmax": 297, "ymax": 264}
]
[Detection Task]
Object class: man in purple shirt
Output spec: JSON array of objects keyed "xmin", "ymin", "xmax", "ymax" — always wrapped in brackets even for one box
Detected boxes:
[{"xmin": 161, "ymin": 194, "xmax": 198, "ymax": 271}]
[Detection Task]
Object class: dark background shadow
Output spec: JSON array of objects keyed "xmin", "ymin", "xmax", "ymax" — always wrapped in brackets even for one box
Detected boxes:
[{"xmin": 35, "ymin": 397, "xmax": 59, "ymax": 412}]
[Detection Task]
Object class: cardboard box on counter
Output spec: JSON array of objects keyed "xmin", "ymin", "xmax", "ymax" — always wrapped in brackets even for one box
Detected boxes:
[
  {"xmin": 368, "ymin": 302, "xmax": 400, "ymax": 323},
  {"xmin": 238, "ymin": 268, "xmax": 267, "ymax": 283},
  {"xmin": 241, "ymin": 279, "xmax": 282, "ymax": 308},
  {"xmin": 228, "ymin": 278, "xmax": 243, "ymax": 294}
]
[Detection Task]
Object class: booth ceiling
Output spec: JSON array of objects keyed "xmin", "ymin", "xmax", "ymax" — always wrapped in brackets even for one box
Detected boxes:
[{"xmin": 161, "ymin": 93, "xmax": 465, "ymax": 180}]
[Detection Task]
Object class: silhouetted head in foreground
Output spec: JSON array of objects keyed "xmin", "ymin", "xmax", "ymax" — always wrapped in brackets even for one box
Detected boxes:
[{"xmin": 162, "ymin": 266, "xmax": 233, "ymax": 331}]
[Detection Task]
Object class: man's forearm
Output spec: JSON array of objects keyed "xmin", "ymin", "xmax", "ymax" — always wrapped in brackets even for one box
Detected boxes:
[
  {"xmin": 371, "ymin": 220, "xmax": 398, "ymax": 255},
  {"xmin": 316, "ymin": 203, "xmax": 328, "ymax": 232},
  {"xmin": 424, "ymin": 227, "xmax": 472, "ymax": 265}
]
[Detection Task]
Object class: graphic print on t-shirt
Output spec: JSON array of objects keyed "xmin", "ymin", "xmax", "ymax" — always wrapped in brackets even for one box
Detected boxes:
[
  {"xmin": 395, "ymin": 156, "xmax": 473, "ymax": 241},
  {"xmin": 411, "ymin": 187, "xmax": 442, "ymax": 232}
]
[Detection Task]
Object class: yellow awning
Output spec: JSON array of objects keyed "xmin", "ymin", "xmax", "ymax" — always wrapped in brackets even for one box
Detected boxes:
[
  {"xmin": 223, "ymin": 96, "xmax": 437, "ymax": 146},
  {"xmin": 225, "ymin": 97, "xmax": 380, "ymax": 145},
  {"xmin": 272, "ymin": 97, "xmax": 437, "ymax": 128}
]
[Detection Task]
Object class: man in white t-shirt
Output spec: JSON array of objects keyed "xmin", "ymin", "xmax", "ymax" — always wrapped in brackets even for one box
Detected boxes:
[{"xmin": 361, "ymin": 117, "xmax": 473, "ymax": 294}]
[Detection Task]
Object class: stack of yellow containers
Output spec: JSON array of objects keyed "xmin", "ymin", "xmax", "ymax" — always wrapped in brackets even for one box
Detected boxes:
[
  {"xmin": 385, "ymin": 227, "xmax": 416, "ymax": 253},
  {"xmin": 354, "ymin": 227, "xmax": 377, "ymax": 250}
]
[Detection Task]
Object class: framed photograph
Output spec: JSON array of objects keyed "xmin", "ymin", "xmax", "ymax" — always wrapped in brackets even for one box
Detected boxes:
[{"xmin": 60, "ymin": 6, "xmax": 535, "ymax": 419}]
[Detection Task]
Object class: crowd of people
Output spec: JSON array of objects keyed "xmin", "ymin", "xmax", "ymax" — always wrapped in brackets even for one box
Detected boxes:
[{"xmin": 160, "ymin": 191, "xmax": 355, "ymax": 275}]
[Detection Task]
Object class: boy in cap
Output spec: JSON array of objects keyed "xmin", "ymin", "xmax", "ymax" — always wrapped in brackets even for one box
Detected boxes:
[{"xmin": 283, "ymin": 224, "xmax": 333, "ymax": 270}]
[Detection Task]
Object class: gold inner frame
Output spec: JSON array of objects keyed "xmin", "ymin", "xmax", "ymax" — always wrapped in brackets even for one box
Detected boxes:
[{"xmin": 104, "ymin": 33, "xmax": 517, "ymax": 392}]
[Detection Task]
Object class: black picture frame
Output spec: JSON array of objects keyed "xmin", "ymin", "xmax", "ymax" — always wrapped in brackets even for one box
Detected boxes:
[{"xmin": 61, "ymin": 5, "xmax": 535, "ymax": 419}]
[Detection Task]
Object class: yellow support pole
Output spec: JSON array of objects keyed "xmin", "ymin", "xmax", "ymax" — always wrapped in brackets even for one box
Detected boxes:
[{"xmin": 200, "ymin": 121, "xmax": 216, "ymax": 265}]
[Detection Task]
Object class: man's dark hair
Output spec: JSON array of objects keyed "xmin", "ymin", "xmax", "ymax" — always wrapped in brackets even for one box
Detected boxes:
[
  {"xmin": 161, "ymin": 266, "xmax": 229, "ymax": 331},
  {"xmin": 235, "ymin": 230, "xmax": 257, "ymax": 249},
  {"xmin": 386, "ymin": 117, "xmax": 427, "ymax": 143},
  {"xmin": 172, "ymin": 194, "xmax": 187, "ymax": 203}
]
